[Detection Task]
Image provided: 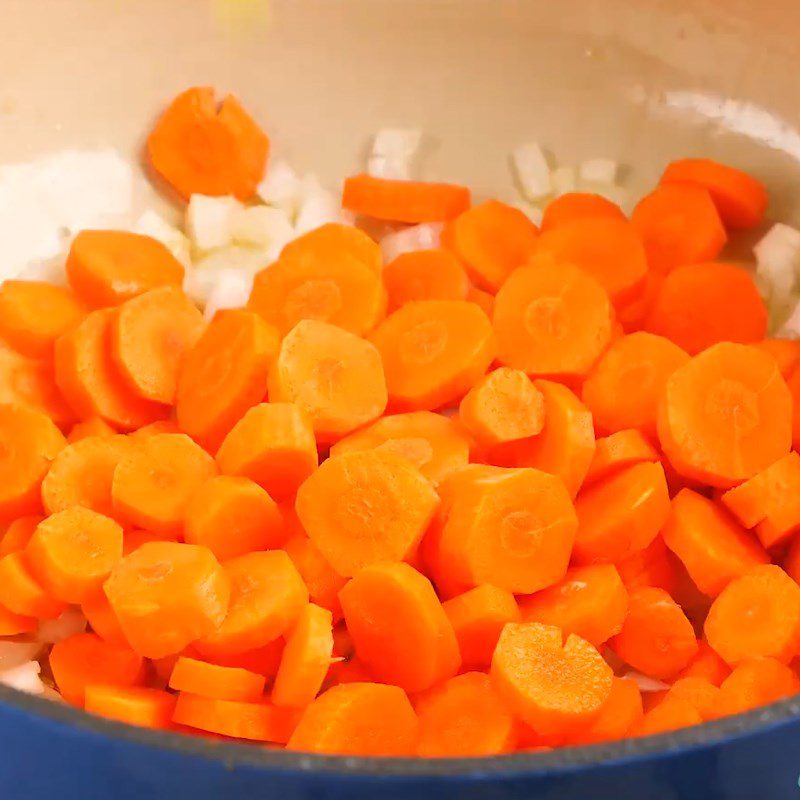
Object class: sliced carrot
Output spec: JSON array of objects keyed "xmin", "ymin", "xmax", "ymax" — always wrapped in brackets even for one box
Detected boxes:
[
  {"xmin": 666, "ymin": 677, "xmax": 728, "ymax": 722},
  {"xmin": 104, "ymin": 541, "xmax": 230, "ymax": 659},
  {"xmin": 629, "ymin": 695, "xmax": 702, "ymax": 737},
  {"xmin": 532, "ymin": 217, "xmax": 648, "ymax": 306},
  {"xmin": 519, "ymin": 564, "xmax": 628, "ymax": 647},
  {"xmin": 584, "ymin": 430, "xmax": 660, "ymax": 486},
  {"xmin": 272, "ymin": 603, "xmax": 334, "ymax": 708},
  {"xmin": 122, "ymin": 529, "xmax": 169, "ymax": 556},
  {"xmin": 540, "ymin": 192, "xmax": 626, "ymax": 232},
  {"xmin": 67, "ymin": 417, "xmax": 115, "ymax": 442},
  {"xmin": 442, "ymin": 585, "xmax": 520, "ymax": 669},
  {"xmin": 133, "ymin": 420, "xmax": 183, "ymax": 439},
  {"xmin": 610, "ymin": 586, "xmax": 698, "ymax": 680},
  {"xmin": 569, "ymin": 677, "xmax": 644, "ymax": 745},
  {"xmin": 785, "ymin": 535, "xmax": 800, "ymax": 585},
  {"xmin": 0, "ymin": 551, "xmax": 65, "ymax": 620},
  {"xmin": 573, "ymin": 461, "xmax": 670, "ymax": 564},
  {"xmin": 789, "ymin": 366, "xmax": 800, "ymax": 453},
  {"xmin": 173, "ymin": 693, "xmax": 301, "ymax": 743},
  {"xmin": 49, "ymin": 632, "xmax": 144, "ymax": 707},
  {"xmin": 657, "ymin": 343, "xmax": 792, "ymax": 488},
  {"xmin": 383, "ymin": 249, "xmax": 469, "ymax": 312},
  {"xmin": 616, "ymin": 535, "xmax": 681, "ymax": 597},
  {"xmin": 719, "ymin": 658, "xmax": 800, "ymax": 714},
  {"xmin": 441, "ymin": 200, "xmax": 539, "ymax": 292},
  {"xmin": 342, "ymin": 173, "xmax": 470, "ymax": 224},
  {"xmin": 112, "ymin": 433, "xmax": 216, "ymax": 535},
  {"xmin": 704, "ymin": 564, "xmax": 800, "ymax": 665},
  {"xmin": 676, "ymin": 640, "xmax": 731, "ymax": 686},
  {"xmin": 466, "ymin": 286, "xmax": 495, "ymax": 317},
  {"xmin": 323, "ymin": 656, "xmax": 374, "ymax": 690},
  {"xmin": 0, "ymin": 602, "xmax": 37, "ymax": 636},
  {"xmin": 296, "ymin": 449, "xmax": 439, "ymax": 577},
  {"xmin": 269, "ymin": 319, "xmax": 387, "ymax": 443},
  {"xmin": 169, "ymin": 655, "xmax": 266, "ymax": 702},
  {"xmin": 491, "ymin": 622, "xmax": 613, "ymax": 738},
  {"xmin": 617, "ymin": 270, "xmax": 664, "ymax": 334},
  {"xmin": 85, "ymin": 685, "xmax": 176, "ymax": 729},
  {"xmin": 644, "ymin": 263, "xmax": 767, "ymax": 355},
  {"xmin": 631, "ymin": 183, "xmax": 727, "ymax": 273},
  {"xmin": 280, "ymin": 223, "xmax": 382, "ymax": 276},
  {"xmin": 0, "ymin": 515, "xmax": 42, "ymax": 558},
  {"xmin": 416, "ymin": 672, "xmax": 517, "ymax": 757},
  {"xmin": 283, "ymin": 533, "xmax": 346, "ymax": 622},
  {"xmin": 371, "ymin": 300, "xmax": 494, "ymax": 411},
  {"xmin": 147, "ymin": 86, "xmax": 269, "ymax": 200},
  {"xmin": 82, "ymin": 587, "xmax": 128, "ymax": 646},
  {"xmin": 184, "ymin": 475, "xmax": 284, "ymax": 561},
  {"xmin": 660, "ymin": 158, "xmax": 768, "ymax": 230},
  {"xmin": 752, "ymin": 339, "xmax": 800, "ymax": 380},
  {"xmin": 196, "ymin": 550, "xmax": 307, "ymax": 657},
  {"xmin": 199, "ymin": 641, "xmax": 285, "ymax": 682},
  {"xmin": 492, "ymin": 262, "xmax": 613, "ymax": 380},
  {"xmin": 287, "ymin": 682, "xmax": 418, "ymax": 755},
  {"xmin": 176, "ymin": 308, "xmax": 280, "ymax": 452}
]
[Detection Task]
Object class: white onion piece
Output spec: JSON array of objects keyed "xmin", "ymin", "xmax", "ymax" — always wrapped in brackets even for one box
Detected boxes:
[
  {"xmin": 550, "ymin": 165, "xmax": 577, "ymax": 197},
  {"xmin": 257, "ymin": 160, "xmax": 303, "ymax": 214},
  {"xmin": 0, "ymin": 661, "xmax": 45, "ymax": 695},
  {"xmin": 755, "ymin": 223, "xmax": 800, "ymax": 267},
  {"xmin": 294, "ymin": 176, "xmax": 344, "ymax": 235},
  {"xmin": 380, "ymin": 223, "xmax": 443, "ymax": 264},
  {"xmin": 37, "ymin": 608, "xmax": 87, "ymax": 644},
  {"xmin": 580, "ymin": 182, "xmax": 631, "ymax": 212},
  {"xmin": 203, "ymin": 270, "xmax": 255, "ymax": 321},
  {"xmin": 15, "ymin": 255, "xmax": 67, "ymax": 286},
  {"xmin": 367, "ymin": 154, "xmax": 411, "ymax": 181},
  {"xmin": 775, "ymin": 300, "xmax": 800, "ymax": 339},
  {"xmin": 0, "ymin": 641, "xmax": 43, "ymax": 670},
  {"xmin": 369, "ymin": 128, "xmax": 422, "ymax": 181},
  {"xmin": 511, "ymin": 142, "xmax": 552, "ymax": 201},
  {"xmin": 510, "ymin": 201, "xmax": 544, "ymax": 228},
  {"xmin": 185, "ymin": 195, "xmax": 242, "ymax": 252},
  {"xmin": 622, "ymin": 670, "xmax": 670, "ymax": 693},
  {"xmin": 133, "ymin": 209, "xmax": 191, "ymax": 267},
  {"xmin": 231, "ymin": 205, "xmax": 295, "ymax": 251},
  {"xmin": 579, "ymin": 158, "xmax": 619, "ymax": 186}
]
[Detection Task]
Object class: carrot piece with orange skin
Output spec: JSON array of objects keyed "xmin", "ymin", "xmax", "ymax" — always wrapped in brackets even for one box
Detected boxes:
[
  {"xmin": 491, "ymin": 622, "xmax": 613, "ymax": 738},
  {"xmin": 169, "ymin": 656, "xmax": 266, "ymax": 702},
  {"xmin": 50, "ymin": 632, "xmax": 144, "ymax": 707},
  {"xmin": 147, "ymin": 87, "xmax": 269, "ymax": 201},
  {"xmin": 288, "ymin": 682, "xmax": 418, "ymax": 755},
  {"xmin": 383, "ymin": 249, "xmax": 469, "ymax": 312},
  {"xmin": 442, "ymin": 585, "xmax": 520, "ymax": 669},
  {"xmin": 631, "ymin": 183, "xmax": 727, "ymax": 274},
  {"xmin": 340, "ymin": 562, "xmax": 460, "ymax": 693},
  {"xmin": 658, "ymin": 343, "xmax": 792, "ymax": 489},
  {"xmin": 617, "ymin": 270, "xmax": 664, "ymax": 334},
  {"xmin": 573, "ymin": 461, "xmax": 670, "ymax": 565},
  {"xmin": 660, "ymin": 158, "xmax": 768, "ymax": 230},
  {"xmin": 85, "ymin": 685, "xmax": 176, "ymax": 729},
  {"xmin": 104, "ymin": 541, "xmax": 230, "ymax": 659},
  {"xmin": 323, "ymin": 656, "xmax": 374, "ymax": 690},
  {"xmin": 519, "ymin": 565, "xmax": 628, "ymax": 647},
  {"xmin": 122, "ymin": 529, "xmax": 171, "ymax": 555},
  {"xmin": 466, "ymin": 286, "xmax": 495, "ymax": 316},
  {"xmin": 676, "ymin": 639, "xmax": 731, "ymax": 687},
  {"xmin": 540, "ymin": 192, "xmax": 626, "ymax": 233},
  {"xmin": 215, "ymin": 403, "xmax": 318, "ymax": 501},
  {"xmin": 196, "ymin": 550, "xmax": 307, "ymax": 658},
  {"xmin": 415, "ymin": 672, "xmax": 517, "ymax": 757},
  {"xmin": 176, "ymin": 309, "xmax": 279, "ymax": 453},
  {"xmin": 704, "ymin": 565, "xmax": 800, "ymax": 666},
  {"xmin": 0, "ymin": 516, "xmax": 42, "ymax": 558},
  {"xmin": 582, "ymin": 332, "xmax": 689, "ymax": 441},
  {"xmin": 67, "ymin": 417, "xmax": 115, "ymax": 442},
  {"xmin": 296, "ymin": 449, "xmax": 439, "ymax": 577},
  {"xmin": 610, "ymin": 587, "xmax": 698, "ymax": 680},
  {"xmin": 629, "ymin": 695, "xmax": 702, "ymax": 737},
  {"xmin": 0, "ymin": 551, "xmax": 66, "ymax": 620},
  {"xmin": 718, "ymin": 658, "xmax": 800, "ymax": 714},
  {"xmin": 269, "ymin": 319, "xmax": 387, "ymax": 443},
  {"xmin": 752, "ymin": 339, "xmax": 800, "ymax": 380},
  {"xmin": 785, "ymin": 535, "xmax": 800, "ymax": 585},
  {"xmin": 532, "ymin": 217, "xmax": 648, "ymax": 307},
  {"xmin": 569, "ymin": 677, "xmax": 644, "ymax": 745},
  {"xmin": 644, "ymin": 263, "xmax": 767, "ymax": 355},
  {"xmin": 82, "ymin": 587, "xmax": 128, "ymax": 646},
  {"xmin": 342, "ymin": 173, "xmax": 471, "ymax": 224},
  {"xmin": 441, "ymin": 200, "xmax": 539, "ymax": 292},
  {"xmin": 666, "ymin": 677, "xmax": 729, "ymax": 722},
  {"xmin": 584, "ymin": 430, "xmax": 660, "ymax": 486},
  {"xmin": 492, "ymin": 262, "xmax": 613, "ymax": 380},
  {"xmin": 131, "ymin": 419, "xmax": 182, "ymax": 438},
  {"xmin": 616, "ymin": 535, "xmax": 681, "ymax": 596},
  {"xmin": 283, "ymin": 534, "xmax": 346, "ymax": 622},
  {"xmin": 371, "ymin": 300, "xmax": 494, "ymax": 411},
  {"xmin": 0, "ymin": 603, "xmax": 37, "ymax": 636},
  {"xmin": 280, "ymin": 223, "xmax": 382, "ymax": 276},
  {"xmin": 272, "ymin": 603, "xmax": 334, "ymax": 708},
  {"xmin": 200, "ymin": 639, "xmax": 286, "ymax": 680}
]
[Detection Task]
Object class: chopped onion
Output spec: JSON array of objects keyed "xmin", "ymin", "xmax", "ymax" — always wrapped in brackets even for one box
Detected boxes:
[
  {"xmin": 185, "ymin": 195, "xmax": 242, "ymax": 252},
  {"xmin": 36, "ymin": 608, "xmax": 87, "ymax": 644},
  {"xmin": 581, "ymin": 182, "xmax": 631, "ymax": 212},
  {"xmin": 133, "ymin": 209, "xmax": 191, "ymax": 266},
  {"xmin": 0, "ymin": 661, "xmax": 44, "ymax": 695},
  {"xmin": 511, "ymin": 142, "xmax": 552, "ymax": 202},
  {"xmin": 622, "ymin": 671, "xmax": 670, "ymax": 693},
  {"xmin": 231, "ymin": 205, "xmax": 295, "ymax": 251},
  {"xmin": 579, "ymin": 158, "xmax": 618, "ymax": 185},
  {"xmin": 510, "ymin": 201, "xmax": 544, "ymax": 227},
  {"xmin": 380, "ymin": 223, "xmax": 443, "ymax": 264},
  {"xmin": 203, "ymin": 270, "xmax": 255, "ymax": 321},
  {"xmin": 15, "ymin": 255, "xmax": 67, "ymax": 286},
  {"xmin": 369, "ymin": 129, "xmax": 422, "ymax": 181},
  {"xmin": 256, "ymin": 160, "xmax": 303, "ymax": 214},
  {"xmin": 755, "ymin": 223, "xmax": 800, "ymax": 267},
  {"xmin": 0, "ymin": 641, "xmax": 43, "ymax": 670},
  {"xmin": 294, "ymin": 176, "xmax": 345, "ymax": 235},
  {"xmin": 754, "ymin": 223, "xmax": 800, "ymax": 316},
  {"xmin": 550, "ymin": 165, "xmax": 577, "ymax": 197}
]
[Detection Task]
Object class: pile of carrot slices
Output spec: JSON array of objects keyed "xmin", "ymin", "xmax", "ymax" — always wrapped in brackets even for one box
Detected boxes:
[{"xmin": 1, "ymin": 86, "xmax": 799, "ymax": 758}]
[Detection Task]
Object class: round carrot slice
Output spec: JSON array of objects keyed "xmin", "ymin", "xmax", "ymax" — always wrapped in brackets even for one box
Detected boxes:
[
  {"xmin": 85, "ymin": 685, "xmax": 176, "ymax": 729},
  {"xmin": 169, "ymin": 656, "xmax": 266, "ymax": 702},
  {"xmin": 569, "ymin": 676, "xmax": 643, "ymax": 745},
  {"xmin": 0, "ymin": 515, "xmax": 42, "ymax": 559},
  {"xmin": 677, "ymin": 640, "xmax": 731, "ymax": 687},
  {"xmin": 383, "ymin": 249, "xmax": 469, "ymax": 311},
  {"xmin": 657, "ymin": 343, "xmax": 792, "ymax": 488},
  {"xmin": 0, "ymin": 602, "xmax": 37, "ymax": 636},
  {"xmin": 280, "ymin": 223, "xmax": 382, "ymax": 276},
  {"xmin": 67, "ymin": 417, "xmax": 115, "ymax": 442},
  {"xmin": 719, "ymin": 658, "xmax": 800, "ymax": 714},
  {"xmin": 584, "ymin": 429, "xmax": 660, "ymax": 486},
  {"xmin": 81, "ymin": 586, "xmax": 128, "ymax": 646},
  {"xmin": 752, "ymin": 339, "xmax": 800, "ymax": 380},
  {"xmin": 540, "ymin": 192, "xmax": 626, "ymax": 232}
]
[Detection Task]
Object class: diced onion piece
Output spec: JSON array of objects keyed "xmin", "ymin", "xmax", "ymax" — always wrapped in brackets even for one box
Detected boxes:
[
  {"xmin": 579, "ymin": 158, "xmax": 618, "ymax": 185},
  {"xmin": 15, "ymin": 255, "xmax": 68, "ymax": 286},
  {"xmin": 622, "ymin": 671, "xmax": 670, "ymax": 693},
  {"xmin": 37, "ymin": 608, "xmax": 87, "ymax": 644},
  {"xmin": 580, "ymin": 182, "xmax": 631, "ymax": 213},
  {"xmin": 380, "ymin": 223, "xmax": 443, "ymax": 264},
  {"xmin": 185, "ymin": 195, "xmax": 243, "ymax": 251},
  {"xmin": 294, "ymin": 176, "xmax": 345, "ymax": 235},
  {"xmin": 369, "ymin": 129, "xmax": 423, "ymax": 181},
  {"xmin": 185, "ymin": 247, "xmax": 270, "ymax": 306},
  {"xmin": 0, "ymin": 661, "xmax": 44, "ymax": 695},
  {"xmin": 550, "ymin": 165, "xmax": 577, "ymax": 197},
  {"xmin": 775, "ymin": 300, "xmax": 800, "ymax": 339},
  {"xmin": 755, "ymin": 223, "xmax": 800, "ymax": 274},
  {"xmin": 511, "ymin": 141, "xmax": 552, "ymax": 201},
  {"xmin": 231, "ymin": 205, "xmax": 295, "ymax": 251},
  {"xmin": 256, "ymin": 160, "xmax": 303, "ymax": 213},
  {"xmin": 133, "ymin": 209, "xmax": 191, "ymax": 266},
  {"xmin": 510, "ymin": 201, "xmax": 544, "ymax": 228},
  {"xmin": 0, "ymin": 641, "xmax": 43, "ymax": 670},
  {"xmin": 367, "ymin": 154, "xmax": 411, "ymax": 181},
  {"xmin": 203, "ymin": 270, "xmax": 254, "ymax": 321}
]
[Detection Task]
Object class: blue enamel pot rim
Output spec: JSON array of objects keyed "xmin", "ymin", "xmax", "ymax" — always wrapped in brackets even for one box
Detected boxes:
[{"xmin": 2, "ymin": 683, "xmax": 799, "ymax": 777}]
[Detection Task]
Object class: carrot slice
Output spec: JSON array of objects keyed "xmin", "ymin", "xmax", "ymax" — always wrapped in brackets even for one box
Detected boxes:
[
  {"xmin": 383, "ymin": 249, "xmax": 469, "ymax": 312},
  {"xmin": 0, "ymin": 602, "xmax": 37, "ymax": 636},
  {"xmin": 0, "ymin": 281, "xmax": 85, "ymax": 359},
  {"xmin": 617, "ymin": 270, "xmax": 664, "ymax": 334},
  {"xmin": 491, "ymin": 622, "xmax": 613, "ymax": 738},
  {"xmin": 676, "ymin": 640, "xmax": 731, "ymax": 686},
  {"xmin": 719, "ymin": 658, "xmax": 800, "ymax": 714},
  {"xmin": 169, "ymin": 656, "xmax": 266, "ymax": 702},
  {"xmin": 340, "ymin": 562, "xmax": 460, "ymax": 693},
  {"xmin": 0, "ymin": 515, "xmax": 42, "ymax": 558},
  {"xmin": 519, "ymin": 564, "xmax": 628, "ymax": 647},
  {"xmin": 666, "ymin": 677, "xmax": 729, "ymax": 722},
  {"xmin": 631, "ymin": 183, "xmax": 727, "ymax": 273},
  {"xmin": 662, "ymin": 489, "xmax": 768, "ymax": 597},
  {"xmin": 752, "ymin": 339, "xmax": 800, "ymax": 380},
  {"xmin": 657, "ymin": 343, "xmax": 792, "ymax": 488},
  {"xmin": 200, "ymin": 639, "xmax": 286, "ymax": 680},
  {"xmin": 371, "ymin": 300, "xmax": 494, "ymax": 411},
  {"xmin": 610, "ymin": 587, "xmax": 698, "ymax": 680},
  {"xmin": 283, "ymin": 532, "xmax": 346, "ymax": 622},
  {"xmin": 644, "ymin": 263, "xmax": 767, "ymax": 355},
  {"xmin": 629, "ymin": 695, "xmax": 702, "ymax": 737},
  {"xmin": 176, "ymin": 308, "xmax": 280, "ymax": 452},
  {"xmin": 287, "ymin": 682, "xmax": 418, "ymax": 755},
  {"xmin": 67, "ymin": 418, "xmax": 115, "ymax": 442},
  {"xmin": 442, "ymin": 585, "xmax": 520, "ymax": 669},
  {"xmin": 85, "ymin": 685, "xmax": 176, "ymax": 729},
  {"xmin": 280, "ymin": 223, "xmax": 382, "ymax": 276},
  {"xmin": 26, "ymin": 507, "xmax": 123, "ymax": 604},
  {"xmin": 532, "ymin": 217, "xmax": 648, "ymax": 306},
  {"xmin": 441, "ymin": 200, "xmax": 539, "ymax": 292},
  {"xmin": 540, "ymin": 192, "xmax": 626, "ymax": 232},
  {"xmin": 131, "ymin": 419, "xmax": 182, "ymax": 439},
  {"xmin": 81, "ymin": 587, "xmax": 128, "ymax": 646},
  {"xmin": 573, "ymin": 461, "xmax": 671, "ymax": 564},
  {"xmin": 704, "ymin": 564, "xmax": 800, "ymax": 665},
  {"xmin": 50, "ymin": 632, "xmax": 144, "ymax": 707},
  {"xmin": 616, "ymin": 535, "xmax": 681, "ymax": 597},
  {"xmin": 269, "ymin": 319, "xmax": 387, "ymax": 443},
  {"xmin": 569, "ymin": 677, "xmax": 644, "ymax": 745},
  {"xmin": 466, "ymin": 286, "xmax": 495, "ymax": 317},
  {"xmin": 296, "ymin": 449, "xmax": 439, "ymax": 577},
  {"xmin": 492, "ymin": 262, "xmax": 613, "ymax": 379},
  {"xmin": 196, "ymin": 550, "xmax": 307, "ymax": 657},
  {"xmin": 342, "ymin": 173, "xmax": 470, "ymax": 224},
  {"xmin": 416, "ymin": 672, "xmax": 517, "ymax": 757},
  {"xmin": 582, "ymin": 332, "xmax": 690, "ymax": 440},
  {"xmin": 272, "ymin": 603, "xmax": 334, "ymax": 708},
  {"xmin": 112, "ymin": 433, "xmax": 216, "ymax": 535},
  {"xmin": 584, "ymin": 430, "xmax": 660, "ymax": 486},
  {"xmin": 215, "ymin": 403, "xmax": 318, "ymax": 501},
  {"xmin": 147, "ymin": 87, "xmax": 269, "ymax": 201},
  {"xmin": 104, "ymin": 541, "xmax": 230, "ymax": 659},
  {"xmin": 660, "ymin": 158, "xmax": 768, "ymax": 230}
]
